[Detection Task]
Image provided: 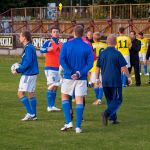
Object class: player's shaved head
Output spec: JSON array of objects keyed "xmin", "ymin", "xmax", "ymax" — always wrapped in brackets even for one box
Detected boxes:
[{"xmin": 106, "ymin": 34, "xmax": 116, "ymax": 46}]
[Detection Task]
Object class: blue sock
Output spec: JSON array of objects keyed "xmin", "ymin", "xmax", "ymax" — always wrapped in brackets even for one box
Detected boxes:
[
  {"xmin": 98, "ymin": 87, "xmax": 103, "ymax": 100},
  {"xmin": 47, "ymin": 90, "xmax": 53, "ymax": 107},
  {"xmin": 94, "ymin": 88, "xmax": 99, "ymax": 99},
  {"xmin": 139, "ymin": 64, "xmax": 141, "ymax": 73},
  {"xmin": 62, "ymin": 100, "xmax": 71, "ymax": 124},
  {"xmin": 69, "ymin": 96, "xmax": 72, "ymax": 110},
  {"xmin": 122, "ymin": 73, "xmax": 127, "ymax": 86},
  {"xmin": 20, "ymin": 96, "xmax": 33, "ymax": 114},
  {"xmin": 30, "ymin": 97, "xmax": 37, "ymax": 116},
  {"xmin": 51, "ymin": 90, "xmax": 56, "ymax": 107},
  {"xmin": 76, "ymin": 104, "xmax": 84, "ymax": 128},
  {"xmin": 144, "ymin": 64, "xmax": 147, "ymax": 74}
]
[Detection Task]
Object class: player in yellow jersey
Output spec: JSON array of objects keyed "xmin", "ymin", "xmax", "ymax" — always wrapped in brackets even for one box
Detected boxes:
[
  {"xmin": 116, "ymin": 27, "xmax": 131, "ymax": 87},
  {"xmin": 138, "ymin": 32, "xmax": 149, "ymax": 75},
  {"xmin": 89, "ymin": 32, "xmax": 107, "ymax": 105}
]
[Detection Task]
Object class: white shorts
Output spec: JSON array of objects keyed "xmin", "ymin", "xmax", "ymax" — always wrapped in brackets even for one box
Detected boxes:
[
  {"xmin": 18, "ymin": 75, "xmax": 37, "ymax": 92},
  {"xmin": 61, "ymin": 79, "xmax": 87, "ymax": 96},
  {"xmin": 90, "ymin": 72, "xmax": 102, "ymax": 84},
  {"xmin": 124, "ymin": 55, "xmax": 130, "ymax": 68},
  {"xmin": 45, "ymin": 70, "xmax": 60, "ymax": 85},
  {"xmin": 139, "ymin": 53, "xmax": 146, "ymax": 62}
]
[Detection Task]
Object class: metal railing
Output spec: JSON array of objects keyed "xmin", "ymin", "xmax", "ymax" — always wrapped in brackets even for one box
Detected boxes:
[{"xmin": 0, "ymin": 3, "xmax": 150, "ymax": 21}]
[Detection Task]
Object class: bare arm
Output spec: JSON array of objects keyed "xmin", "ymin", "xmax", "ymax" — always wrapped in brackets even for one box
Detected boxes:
[
  {"xmin": 121, "ymin": 66, "xmax": 130, "ymax": 78},
  {"xmin": 121, "ymin": 66, "xmax": 132, "ymax": 85}
]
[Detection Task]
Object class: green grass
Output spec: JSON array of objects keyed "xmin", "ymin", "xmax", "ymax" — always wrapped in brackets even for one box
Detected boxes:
[{"xmin": 0, "ymin": 55, "xmax": 150, "ymax": 150}]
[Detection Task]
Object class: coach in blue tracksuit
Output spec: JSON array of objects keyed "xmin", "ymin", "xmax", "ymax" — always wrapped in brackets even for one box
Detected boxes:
[
  {"xmin": 96, "ymin": 35, "xmax": 132, "ymax": 126},
  {"xmin": 13, "ymin": 31, "xmax": 39, "ymax": 121},
  {"xmin": 60, "ymin": 25, "xmax": 94, "ymax": 133}
]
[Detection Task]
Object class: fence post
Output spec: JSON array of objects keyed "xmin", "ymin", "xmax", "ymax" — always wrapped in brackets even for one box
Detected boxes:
[
  {"xmin": 110, "ymin": 5, "xmax": 112, "ymax": 19},
  {"xmin": 92, "ymin": 5, "xmax": 94, "ymax": 19},
  {"xmin": 130, "ymin": 4, "xmax": 132, "ymax": 19},
  {"xmin": 25, "ymin": 8, "xmax": 27, "ymax": 20},
  {"xmin": 40, "ymin": 7, "xmax": 42, "ymax": 20}
]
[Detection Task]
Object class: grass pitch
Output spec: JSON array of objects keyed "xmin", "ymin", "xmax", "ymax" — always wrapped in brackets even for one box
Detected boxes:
[{"xmin": 0, "ymin": 55, "xmax": 150, "ymax": 150}]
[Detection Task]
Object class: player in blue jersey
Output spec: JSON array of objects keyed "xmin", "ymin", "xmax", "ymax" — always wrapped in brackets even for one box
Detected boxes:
[{"xmin": 12, "ymin": 31, "xmax": 39, "ymax": 121}]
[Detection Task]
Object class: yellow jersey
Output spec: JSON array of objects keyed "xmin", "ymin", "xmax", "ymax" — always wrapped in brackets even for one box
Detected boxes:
[
  {"xmin": 116, "ymin": 35, "xmax": 131, "ymax": 56},
  {"xmin": 138, "ymin": 38, "xmax": 149, "ymax": 54},
  {"xmin": 90, "ymin": 41, "xmax": 107, "ymax": 72}
]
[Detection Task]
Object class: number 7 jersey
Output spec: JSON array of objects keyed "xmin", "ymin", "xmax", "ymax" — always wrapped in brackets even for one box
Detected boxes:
[{"xmin": 116, "ymin": 35, "xmax": 131, "ymax": 56}]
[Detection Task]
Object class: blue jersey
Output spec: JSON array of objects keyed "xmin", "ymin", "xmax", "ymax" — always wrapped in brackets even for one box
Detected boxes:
[
  {"xmin": 97, "ymin": 47, "xmax": 127, "ymax": 87},
  {"xmin": 60, "ymin": 37, "xmax": 94, "ymax": 80},
  {"xmin": 16, "ymin": 42, "xmax": 39, "ymax": 75},
  {"xmin": 40, "ymin": 37, "xmax": 59, "ymax": 53}
]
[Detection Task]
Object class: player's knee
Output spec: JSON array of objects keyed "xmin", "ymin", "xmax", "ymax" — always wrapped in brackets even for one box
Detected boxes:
[
  {"xmin": 61, "ymin": 93, "xmax": 69, "ymax": 100},
  {"xmin": 76, "ymin": 96, "xmax": 84, "ymax": 104},
  {"xmin": 48, "ymin": 84, "xmax": 57, "ymax": 91},
  {"xmin": 28, "ymin": 92, "xmax": 34, "ymax": 99},
  {"xmin": 17, "ymin": 92, "xmax": 25, "ymax": 99}
]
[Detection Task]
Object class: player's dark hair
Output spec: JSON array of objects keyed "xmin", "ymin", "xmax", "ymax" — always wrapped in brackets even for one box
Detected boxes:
[
  {"xmin": 119, "ymin": 27, "xmax": 125, "ymax": 34},
  {"xmin": 50, "ymin": 26, "xmax": 60, "ymax": 32},
  {"xmin": 130, "ymin": 30, "xmax": 136, "ymax": 35},
  {"xmin": 21, "ymin": 31, "xmax": 32, "ymax": 42}
]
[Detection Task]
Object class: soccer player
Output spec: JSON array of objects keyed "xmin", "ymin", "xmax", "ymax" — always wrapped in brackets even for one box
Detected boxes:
[
  {"xmin": 89, "ymin": 32, "xmax": 107, "ymax": 105},
  {"xmin": 138, "ymin": 32, "xmax": 149, "ymax": 75},
  {"xmin": 40, "ymin": 26, "xmax": 61, "ymax": 112},
  {"xmin": 12, "ymin": 31, "xmax": 39, "ymax": 121},
  {"xmin": 60, "ymin": 25, "xmax": 94, "ymax": 133},
  {"xmin": 116, "ymin": 27, "xmax": 131, "ymax": 87},
  {"xmin": 96, "ymin": 35, "xmax": 132, "ymax": 126}
]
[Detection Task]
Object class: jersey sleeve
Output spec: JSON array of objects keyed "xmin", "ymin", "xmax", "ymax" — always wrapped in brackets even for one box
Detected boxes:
[{"xmin": 40, "ymin": 40, "xmax": 51, "ymax": 53}]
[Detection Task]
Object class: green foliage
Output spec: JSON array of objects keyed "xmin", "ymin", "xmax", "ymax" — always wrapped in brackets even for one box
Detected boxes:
[{"xmin": 0, "ymin": 0, "xmax": 149, "ymax": 13}]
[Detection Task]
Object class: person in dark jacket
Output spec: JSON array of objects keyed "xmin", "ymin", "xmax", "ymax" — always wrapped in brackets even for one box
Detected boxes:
[
  {"xmin": 146, "ymin": 42, "xmax": 150, "ymax": 83},
  {"xmin": 129, "ymin": 31, "xmax": 141, "ymax": 86}
]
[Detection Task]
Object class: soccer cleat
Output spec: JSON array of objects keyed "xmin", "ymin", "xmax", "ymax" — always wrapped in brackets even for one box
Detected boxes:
[
  {"xmin": 101, "ymin": 112, "xmax": 108, "ymax": 126},
  {"xmin": 61, "ymin": 122, "xmax": 73, "ymax": 131},
  {"xmin": 32, "ymin": 115, "xmax": 38, "ymax": 120},
  {"xmin": 92, "ymin": 100, "xmax": 102, "ymax": 105},
  {"xmin": 144, "ymin": 73, "xmax": 149, "ymax": 76},
  {"xmin": 111, "ymin": 120, "xmax": 120, "ymax": 125},
  {"xmin": 47, "ymin": 106, "xmax": 61, "ymax": 112},
  {"xmin": 21, "ymin": 113, "xmax": 37, "ymax": 121},
  {"xmin": 75, "ymin": 128, "xmax": 82, "ymax": 133}
]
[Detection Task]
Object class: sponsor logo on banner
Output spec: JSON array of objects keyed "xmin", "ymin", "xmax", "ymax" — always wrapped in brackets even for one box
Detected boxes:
[
  {"xmin": 0, "ymin": 36, "xmax": 13, "ymax": 49},
  {"xmin": 32, "ymin": 37, "xmax": 67, "ymax": 49}
]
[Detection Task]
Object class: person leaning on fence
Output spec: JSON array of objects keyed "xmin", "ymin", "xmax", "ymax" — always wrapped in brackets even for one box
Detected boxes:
[
  {"xmin": 12, "ymin": 30, "xmax": 39, "ymax": 121},
  {"xmin": 96, "ymin": 34, "xmax": 132, "ymax": 126},
  {"xmin": 60, "ymin": 25, "xmax": 94, "ymax": 133}
]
